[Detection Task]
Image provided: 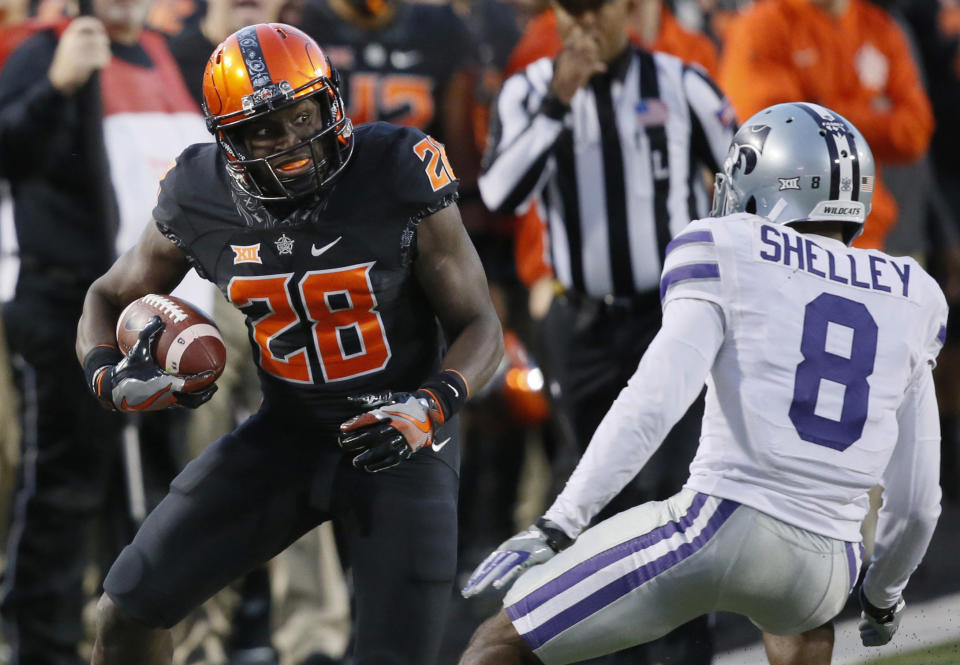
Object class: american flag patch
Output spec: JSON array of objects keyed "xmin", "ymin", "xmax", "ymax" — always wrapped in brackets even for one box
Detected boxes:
[
  {"xmin": 861, "ymin": 175, "xmax": 874, "ymax": 192},
  {"xmin": 716, "ymin": 100, "xmax": 736, "ymax": 130},
  {"xmin": 636, "ymin": 99, "xmax": 668, "ymax": 127}
]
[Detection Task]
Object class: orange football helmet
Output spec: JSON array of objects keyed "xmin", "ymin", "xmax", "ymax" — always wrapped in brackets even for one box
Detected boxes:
[{"xmin": 202, "ymin": 23, "xmax": 353, "ymax": 201}]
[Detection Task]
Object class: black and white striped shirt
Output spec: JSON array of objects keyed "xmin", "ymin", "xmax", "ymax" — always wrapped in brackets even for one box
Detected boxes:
[{"xmin": 480, "ymin": 47, "xmax": 736, "ymax": 299}]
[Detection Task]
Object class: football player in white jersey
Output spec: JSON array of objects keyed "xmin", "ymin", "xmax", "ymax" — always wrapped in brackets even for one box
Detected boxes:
[{"xmin": 458, "ymin": 102, "xmax": 947, "ymax": 665}]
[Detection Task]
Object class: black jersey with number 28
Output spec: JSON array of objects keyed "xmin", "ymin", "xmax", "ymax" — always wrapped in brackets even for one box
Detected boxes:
[{"xmin": 153, "ymin": 122, "xmax": 459, "ymax": 424}]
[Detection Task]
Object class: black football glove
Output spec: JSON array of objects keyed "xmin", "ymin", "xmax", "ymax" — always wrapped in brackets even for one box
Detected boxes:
[
  {"xmin": 338, "ymin": 390, "xmax": 442, "ymax": 472},
  {"xmin": 91, "ymin": 316, "xmax": 217, "ymax": 412}
]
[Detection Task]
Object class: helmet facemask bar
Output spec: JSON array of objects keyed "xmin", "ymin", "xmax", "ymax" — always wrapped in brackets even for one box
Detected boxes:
[
  {"xmin": 211, "ymin": 76, "xmax": 354, "ymax": 202},
  {"xmin": 710, "ymin": 171, "xmax": 744, "ymax": 218}
]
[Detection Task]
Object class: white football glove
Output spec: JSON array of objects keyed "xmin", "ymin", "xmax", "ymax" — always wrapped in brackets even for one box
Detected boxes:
[
  {"xmin": 461, "ymin": 518, "xmax": 573, "ymax": 598},
  {"xmin": 858, "ymin": 587, "xmax": 905, "ymax": 647}
]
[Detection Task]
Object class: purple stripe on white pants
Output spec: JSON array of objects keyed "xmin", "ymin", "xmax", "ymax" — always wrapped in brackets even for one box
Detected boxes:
[
  {"xmin": 510, "ymin": 495, "xmax": 739, "ymax": 650},
  {"xmin": 845, "ymin": 541, "xmax": 864, "ymax": 592},
  {"xmin": 506, "ymin": 494, "xmax": 709, "ymax": 622}
]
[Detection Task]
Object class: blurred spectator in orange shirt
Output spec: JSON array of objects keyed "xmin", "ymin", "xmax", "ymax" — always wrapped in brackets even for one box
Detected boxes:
[
  {"xmin": 673, "ymin": 0, "xmax": 752, "ymax": 49},
  {"xmin": 631, "ymin": 0, "xmax": 717, "ymax": 76},
  {"xmin": 719, "ymin": 0, "xmax": 934, "ymax": 250}
]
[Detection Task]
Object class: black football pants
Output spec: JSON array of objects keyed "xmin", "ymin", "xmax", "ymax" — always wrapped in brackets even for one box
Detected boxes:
[{"xmin": 103, "ymin": 407, "xmax": 461, "ymax": 665}]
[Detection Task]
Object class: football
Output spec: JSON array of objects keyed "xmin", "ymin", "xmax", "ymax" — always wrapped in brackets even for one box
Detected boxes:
[{"xmin": 116, "ymin": 294, "xmax": 226, "ymax": 391}]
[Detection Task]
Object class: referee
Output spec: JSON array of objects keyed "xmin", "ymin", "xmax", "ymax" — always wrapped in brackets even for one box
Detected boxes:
[{"xmin": 479, "ymin": 0, "xmax": 735, "ymax": 662}]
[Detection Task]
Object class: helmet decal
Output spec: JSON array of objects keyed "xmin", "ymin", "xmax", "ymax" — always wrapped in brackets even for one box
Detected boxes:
[
  {"xmin": 727, "ymin": 124, "xmax": 770, "ymax": 176},
  {"xmin": 794, "ymin": 103, "xmax": 861, "ymax": 203},
  {"xmin": 237, "ymin": 26, "xmax": 273, "ymax": 89}
]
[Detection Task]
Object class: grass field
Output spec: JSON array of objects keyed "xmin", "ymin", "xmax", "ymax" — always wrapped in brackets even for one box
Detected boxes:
[{"xmin": 855, "ymin": 640, "xmax": 960, "ymax": 665}]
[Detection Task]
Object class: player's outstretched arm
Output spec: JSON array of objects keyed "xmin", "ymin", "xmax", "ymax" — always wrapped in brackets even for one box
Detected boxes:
[
  {"xmin": 414, "ymin": 202, "xmax": 504, "ymax": 396},
  {"xmin": 544, "ymin": 297, "xmax": 723, "ymax": 538},
  {"xmin": 859, "ymin": 365, "xmax": 942, "ymax": 646},
  {"xmin": 76, "ymin": 220, "xmax": 203, "ymax": 411},
  {"xmin": 337, "ymin": 203, "xmax": 503, "ymax": 472}
]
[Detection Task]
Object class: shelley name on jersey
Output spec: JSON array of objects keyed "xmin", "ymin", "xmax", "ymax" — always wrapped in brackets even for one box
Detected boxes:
[{"xmin": 758, "ymin": 224, "xmax": 910, "ymax": 297}]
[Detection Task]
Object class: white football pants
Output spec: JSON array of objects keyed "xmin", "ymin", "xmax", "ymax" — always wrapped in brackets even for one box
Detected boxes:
[{"xmin": 504, "ymin": 489, "xmax": 861, "ymax": 665}]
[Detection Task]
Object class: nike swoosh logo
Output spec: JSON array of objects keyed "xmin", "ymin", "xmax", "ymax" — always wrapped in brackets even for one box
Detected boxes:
[
  {"xmin": 431, "ymin": 437, "xmax": 451, "ymax": 452},
  {"xmin": 390, "ymin": 411, "xmax": 432, "ymax": 433},
  {"xmin": 120, "ymin": 385, "xmax": 171, "ymax": 411},
  {"xmin": 381, "ymin": 403, "xmax": 433, "ymax": 434},
  {"xmin": 311, "ymin": 236, "xmax": 342, "ymax": 257}
]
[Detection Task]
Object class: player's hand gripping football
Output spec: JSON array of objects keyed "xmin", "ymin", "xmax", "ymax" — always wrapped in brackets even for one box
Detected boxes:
[
  {"xmin": 338, "ymin": 390, "xmax": 443, "ymax": 472},
  {"xmin": 858, "ymin": 587, "xmax": 905, "ymax": 647},
  {"xmin": 461, "ymin": 517, "xmax": 573, "ymax": 598},
  {"xmin": 92, "ymin": 316, "xmax": 217, "ymax": 412}
]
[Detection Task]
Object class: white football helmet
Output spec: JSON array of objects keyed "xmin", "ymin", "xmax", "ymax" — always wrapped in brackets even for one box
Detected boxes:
[{"xmin": 711, "ymin": 102, "xmax": 875, "ymax": 245}]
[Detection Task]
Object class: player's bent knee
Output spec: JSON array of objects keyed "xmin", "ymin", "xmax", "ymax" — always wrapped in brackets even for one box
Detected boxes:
[
  {"xmin": 96, "ymin": 592, "xmax": 156, "ymax": 638},
  {"xmin": 763, "ymin": 622, "xmax": 834, "ymax": 665},
  {"xmin": 462, "ymin": 611, "xmax": 541, "ymax": 665}
]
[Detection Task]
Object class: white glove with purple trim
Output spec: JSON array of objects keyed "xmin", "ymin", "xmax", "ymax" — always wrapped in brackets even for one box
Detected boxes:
[{"xmin": 461, "ymin": 517, "xmax": 573, "ymax": 598}]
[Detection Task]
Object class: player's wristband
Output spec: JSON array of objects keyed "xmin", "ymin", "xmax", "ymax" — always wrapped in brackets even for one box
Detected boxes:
[
  {"xmin": 535, "ymin": 517, "xmax": 574, "ymax": 552},
  {"xmin": 859, "ymin": 587, "xmax": 898, "ymax": 623},
  {"xmin": 82, "ymin": 345, "xmax": 123, "ymax": 399},
  {"xmin": 416, "ymin": 369, "xmax": 469, "ymax": 425}
]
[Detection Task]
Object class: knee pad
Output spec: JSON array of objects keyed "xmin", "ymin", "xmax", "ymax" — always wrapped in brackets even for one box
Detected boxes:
[{"xmin": 103, "ymin": 546, "xmax": 175, "ymax": 628}]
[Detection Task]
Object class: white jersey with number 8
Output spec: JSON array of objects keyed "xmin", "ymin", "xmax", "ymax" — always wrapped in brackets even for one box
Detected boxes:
[{"xmin": 662, "ymin": 213, "xmax": 947, "ymax": 541}]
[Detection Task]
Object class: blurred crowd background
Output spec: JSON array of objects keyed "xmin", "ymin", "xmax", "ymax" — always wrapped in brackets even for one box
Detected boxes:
[{"xmin": 0, "ymin": 0, "xmax": 959, "ymax": 663}]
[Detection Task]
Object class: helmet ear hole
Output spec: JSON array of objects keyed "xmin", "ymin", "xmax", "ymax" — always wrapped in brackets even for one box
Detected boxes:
[{"xmin": 745, "ymin": 196, "xmax": 757, "ymax": 214}]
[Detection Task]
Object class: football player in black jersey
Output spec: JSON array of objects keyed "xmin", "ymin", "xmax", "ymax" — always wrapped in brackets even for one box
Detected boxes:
[
  {"xmin": 298, "ymin": 0, "xmax": 474, "ymax": 135},
  {"xmin": 75, "ymin": 23, "xmax": 503, "ymax": 665},
  {"xmin": 299, "ymin": 0, "xmax": 480, "ymax": 191}
]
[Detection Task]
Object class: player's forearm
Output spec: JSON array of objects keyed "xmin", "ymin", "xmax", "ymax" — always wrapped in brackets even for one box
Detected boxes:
[
  {"xmin": 440, "ymin": 310, "xmax": 504, "ymax": 400},
  {"xmin": 545, "ymin": 299, "xmax": 722, "ymax": 537},
  {"xmin": 76, "ymin": 229, "xmax": 188, "ymax": 362},
  {"xmin": 76, "ymin": 275, "xmax": 130, "ymax": 362},
  {"xmin": 865, "ymin": 498, "xmax": 940, "ymax": 608},
  {"xmin": 865, "ymin": 369, "xmax": 942, "ymax": 607}
]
